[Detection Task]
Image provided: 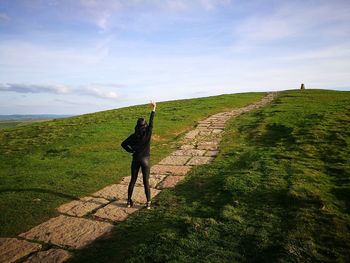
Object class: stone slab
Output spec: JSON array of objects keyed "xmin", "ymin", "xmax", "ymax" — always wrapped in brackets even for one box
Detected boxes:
[
  {"xmin": 210, "ymin": 125, "xmax": 225, "ymax": 129},
  {"xmin": 19, "ymin": 215, "xmax": 113, "ymax": 249},
  {"xmin": 57, "ymin": 197, "xmax": 110, "ymax": 217},
  {"xmin": 212, "ymin": 129, "xmax": 224, "ymax": 134},
  {"xmin": 180, "ymin": 144, "xmax": 195, "ymax": 150},
  {"xmin": 199, "ymin": 130, "xmax": 212, "ymax": 136},
  {"xmin": 197, "ymin": 121, "xmax": 211, "ymax": 124},
  {"xmin": 120, "ymin": 174, "xmax": 167, "ymax": 188},
  {"xmin": 171, "ymin": 149, "xmax": 206, "ymax": 156},
  {"xmin": 158, "ymin": 176, "xmax": 186, "ymax": 189},
  {"xmin": 25, "ymin": 249, "xmax": 72, "ymax": 263},
  {"xmin": 187, "ymin": 156, "xmax": 214, "ymax": 165},
  {"xmin": 184, "ymin": 129, "xmax": 200, "ymax": 139},
  {"xmin": 94, "ymin": 200, "xmax": 142, "ymax": 222},
  {"xmin": 0, "ymin": 238, "xmax": 42, "ymax": 263},
  {"xmin": 197, "ymin": 127, "xmax": 212, "ymax": 131},
  {"xmin": 197, "ymin": 142, "xmax": 219, "ymax": 150},
  {"xmin": 159, "ymin": 155, "xmax": 191, "ymax": 165},
  {"xmin": 151, "ymin": 165, "xmax": 191, "ymax": 176},
  {"xmin": 92, "ymin": 184, "xmax": 160, "ymax": 203},
  {"xmin": 205, "ymin": 150, "xmax": 219, "ymax": 157}
]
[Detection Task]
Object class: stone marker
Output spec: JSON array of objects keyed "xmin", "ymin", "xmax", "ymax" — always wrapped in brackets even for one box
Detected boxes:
[
  {"xmin": 159, "ymin": 176, "xmax": 186, "ymax": 189},
  {"xmin": 92, "ymin": 184, "xmax": 160, "ymax": 203},
  {"xmin": 0, "ymin": 238, "xmax": 42, "ymax": 263},
  {"xmin": 187, "ymin": 156, "xmax": 214, "ymax": 166},
  {"xmin": 19, "ymin": 215, "xmax": 113, "ymax": 249},
  {"xmin": 159, "ymin": 155, "xmax": 191, "ymax": 165},
  {"xmin": 151, "ymin": 165, "xmax": 191, "ymax": 176},
  {"xmin": 24, "ymin": 249, "xmax": 72, "ymax": 263},
  {"xmin": 57, "ymin": 196, "xmax": 110, "ymax": 217},
  {"xmin": 94, "ymin": 200, "xmax": 142, "ymax": 222}
]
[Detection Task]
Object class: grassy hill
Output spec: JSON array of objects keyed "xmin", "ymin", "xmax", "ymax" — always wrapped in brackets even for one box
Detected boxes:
[
  {"xmin": 0, "ymin": 92, "xmax": 265, "ymax": 237},
  {"xmin": 0, "ymin": 115, "xmax": 72, "ymax": 130},
  {"xmin": 68, "ymin": 90, "xmax": 350, "ymax": 262}
]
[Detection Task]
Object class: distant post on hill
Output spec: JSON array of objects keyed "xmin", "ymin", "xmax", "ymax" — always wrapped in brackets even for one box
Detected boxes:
[{"xmin": 300, "ymin": 83, "xmax": 305, "ymax": 90}]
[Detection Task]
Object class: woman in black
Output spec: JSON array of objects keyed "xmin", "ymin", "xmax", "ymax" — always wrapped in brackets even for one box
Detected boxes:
[{"xmin": 121, "ymin": 101, "xmax": 156, "ymax": 209}]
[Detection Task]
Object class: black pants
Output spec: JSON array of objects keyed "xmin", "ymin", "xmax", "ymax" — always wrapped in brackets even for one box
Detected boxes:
[{"xmin": 128, "ymin": 156, "xmax": 151, "ymax": 202}]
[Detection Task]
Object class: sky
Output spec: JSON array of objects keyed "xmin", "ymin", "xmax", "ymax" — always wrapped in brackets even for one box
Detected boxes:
[{"xmin": 0, "ymin": 0, "xmax": 349, "ymax": 115}]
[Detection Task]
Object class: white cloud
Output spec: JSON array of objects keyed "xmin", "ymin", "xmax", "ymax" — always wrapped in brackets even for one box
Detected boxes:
[
  {"xmin": 78, "ymin": 85, "xmax": 120, "ymax": 99},
  {"xmin": 232, "ymin": 1, "xmax": 350, "ymax": 49},
  {"xmin": 0, "ymin": 83, "xmax": 70, "ymax": 94},
  {"xmin": 0, "ymin": 83, "xmax": 122, "ymax": 100}
]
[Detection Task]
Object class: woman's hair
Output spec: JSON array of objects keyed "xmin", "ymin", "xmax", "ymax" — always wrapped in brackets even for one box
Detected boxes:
[{"xmin": 134, "ymin": 117, "xmax": 148, "ymax": 138}]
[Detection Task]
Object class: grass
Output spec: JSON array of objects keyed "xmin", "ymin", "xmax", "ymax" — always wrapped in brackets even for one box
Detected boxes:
[
  {"xmin": 0, "ymin": 119, "xmax": 54, "ymax": 130},
  {"xmin": 0, "ymin": 92, "xmax": 265, "ymax": 237},
  {"xmin": 69, "ymin": 90, "xmax": 350, "ymax": 262},
  {"xmin": 0, "ymin": 121, "xmax": 27, "ymax": 129}
]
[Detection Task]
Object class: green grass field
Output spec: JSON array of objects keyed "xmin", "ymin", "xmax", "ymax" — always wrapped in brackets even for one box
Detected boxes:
[
  {"xmin": 0, "ymin": 121, "xmax": 22, "ymax": 129},
  {"xmin": 0, "ymin": 119, "xmax": 54, "ymax": 130},
  {"xmin": 0, "ymin": 92, "xmax": 265, "ymax": 237},
  {"xmin": 68, "ymin": 90, "xmax": 350, "ymax": 262}
]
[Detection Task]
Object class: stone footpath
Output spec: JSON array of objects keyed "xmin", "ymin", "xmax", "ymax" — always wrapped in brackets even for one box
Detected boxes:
[{"xmin": 0, "ymin": 93, "xmax": 276, "ymax": 263}]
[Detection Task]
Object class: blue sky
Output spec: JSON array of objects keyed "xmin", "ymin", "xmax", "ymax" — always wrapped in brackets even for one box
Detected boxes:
[{"xmin": 0, "ymin": 0, "xmax": 349, "ymax": 115}]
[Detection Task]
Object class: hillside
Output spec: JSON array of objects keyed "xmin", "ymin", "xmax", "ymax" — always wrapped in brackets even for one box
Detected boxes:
[
  {"xmin": 0, "ymin": 115, "xmax": 73, "ymax": 130},
  {"xmin": 69, "ymin": 90, "xmax": 350, "ymax": 262},
  {"xmin": 0, "ymin": 92, "xmax": 265, "ymax": 237}
]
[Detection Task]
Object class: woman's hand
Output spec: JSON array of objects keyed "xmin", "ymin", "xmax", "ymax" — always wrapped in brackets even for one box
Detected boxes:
[{"xmin": 150, "ymin": 101, "xmax": 157, "ymax": 112}]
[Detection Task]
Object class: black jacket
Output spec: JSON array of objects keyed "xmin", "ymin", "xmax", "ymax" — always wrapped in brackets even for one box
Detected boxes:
[{"xmin": 121, "ymin": 111, "xmax": 155, "ymax": 158}]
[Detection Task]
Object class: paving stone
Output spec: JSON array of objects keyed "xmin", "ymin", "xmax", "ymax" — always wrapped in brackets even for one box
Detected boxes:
[
  {"xmin": 171, "ymin": 149, "xmax": 206, "ymax": 156},
  {"xmin": 197, "ymin": 127, "xmax": 212, "ymax": 131},
  {"xmin": 205, "ymin": 150, "xmax": 219, "ymax": 157},
  {"xmin": 120, "ymin": 174, "xmax": 167, "ymax": 188},
  {"xmin": 210, "ymin": 125, "xmax": 225, "ymax": 129},
  {"xmin": 120, "ymin": 175, "xmax": 143, "ymax": 186},
  {"xmin": 197, "ymin": 142, "xmax": 219, "ymax": 150},
  {"xmin": 212, "ymin": 129, "xmax": 224, "ymax": 134},
  {"xmin": 197, "ymin": 121, "xmax": 211, "ymax": 124},
  {"xmin": 150, "ymin": 165, "xmax": 192, "ymax": 176},
  {"xmin": 199, "ymin": 130, "xmax": 212, "ymax": 136},
  {"xmin": 0, "ymin": 238, "xmax": 42, "ymax": 263},
  {"xmin": 180, "ymin": 144, "xmax": 195, "ymax": 150},
  {"xmin": 19, "ymin": 215, "xmax": 113, "ymax": 249},
  {"xmin": 187, "ymin": 156, "xmax": 214, "ymax": 165},
  {"xmin": 184, "ymin": 129, "xmax": 200, "ymax": 139},
  {"xmin": 94, "ymin": 200, "xmax": 143, "ymax": 222},
  {"xmin": 158, "ymin": 176, "xmax": 186, "ymax": 189},
  {"xmin": 25, "ymin": 249, "xmax": 72, "ymax": 263},
  {"xmin": 92, "ymin": 184, "xmax": 160, "ymax": 203},
  {"xmin": 159, "ymin": 155, "xmax": 191, "ymax": 165},
  {"xmin": 57, "ymin": 197, "xmax": 110, "ymax": 217}
]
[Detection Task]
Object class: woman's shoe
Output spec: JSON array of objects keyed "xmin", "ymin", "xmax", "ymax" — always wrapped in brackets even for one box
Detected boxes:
[
  {"xmin": 126, "ymin": 200, "xmax": 134, "ymax": 208},
  {"xmin": 146, "ymin": 201, "xmax": 151, "ymax": 209}
]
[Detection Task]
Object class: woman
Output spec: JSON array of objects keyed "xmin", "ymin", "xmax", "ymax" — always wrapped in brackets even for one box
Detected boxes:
[{"xmin": 121, "ymin": 101, "xmax": 156, "ymax": 209}]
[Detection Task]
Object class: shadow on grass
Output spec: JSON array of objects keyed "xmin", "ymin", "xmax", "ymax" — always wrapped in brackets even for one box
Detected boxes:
[
  {"xmin": 70, "ymin": 92, "xmax": 350, "ymax": 262},
  {"xmin": 0, "ymin": 188, "xmax": 79, "ymax": 200}
]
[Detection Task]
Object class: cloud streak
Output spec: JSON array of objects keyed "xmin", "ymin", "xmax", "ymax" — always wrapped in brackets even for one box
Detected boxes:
[
  {"xmin": 0, "ymin": 83, "xmax": 122, "ymax": 100},
  {"xmin": 0, "ymin": 83, "xmax": 70, "ymax": 94}
]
